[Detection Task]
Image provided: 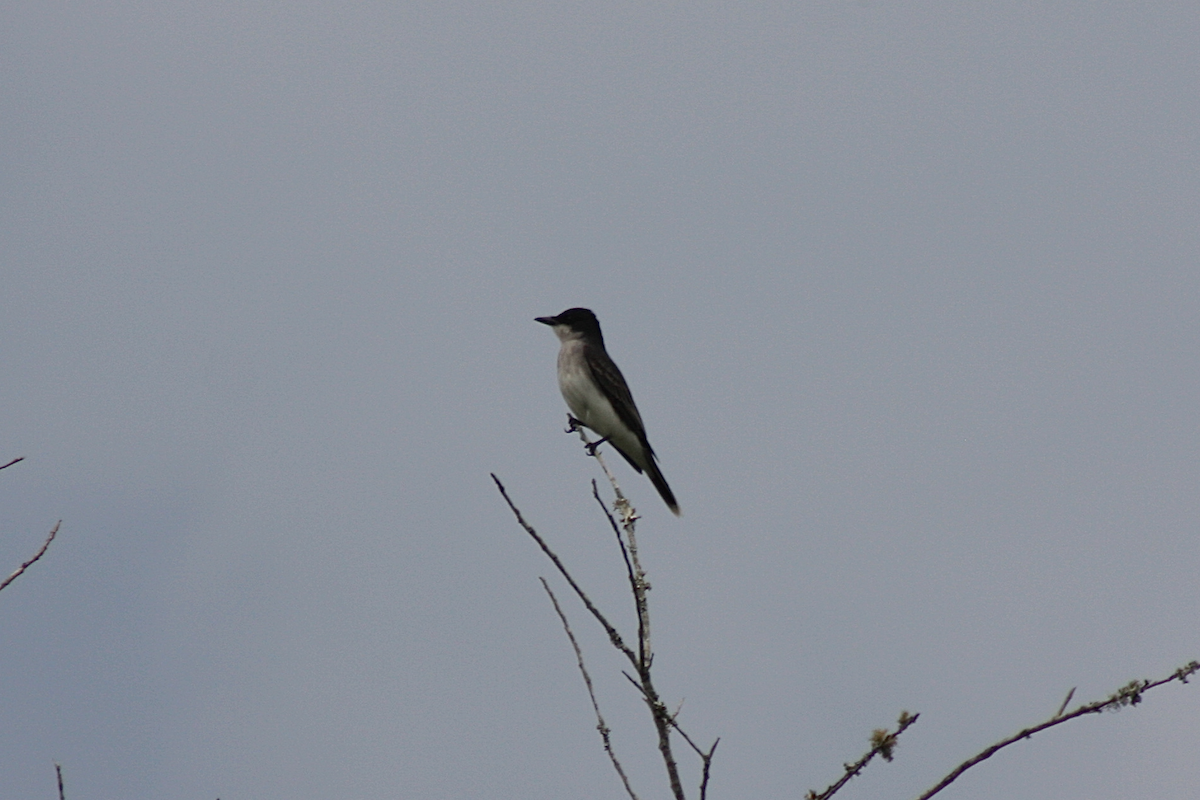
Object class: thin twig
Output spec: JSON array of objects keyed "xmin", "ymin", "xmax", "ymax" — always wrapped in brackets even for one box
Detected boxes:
[
  {"xmin": 623, "ymin": 672, "xmax": 721, "ymax": 800},
  {"xmin": 540, "ymin": 578, "xmax": 641, "ymax": 800},
  {"xmin": 569, "ymin": 416, "xmax": 633, "ymax": 515},
  {"xmin": 0, "ymin": 521, "xmax": 61, "ymax": 595},
  {"xmin": 806, "ymin": 711, "xmax": 920, "ymax": 800},
  {"xmin": 492, "ymin": 474, "xmax": 638, "ymax": 666},
  {"xmin": 593, "ymin": 480, "xmax": 639, "ymax": 596},
  {"xmin": 576, "ymin": 423, "xmax": 654, "ymax": 679},
  {"xmin": 0, "ymin": 456, "xmax": 24, "ymax": 471},
  {"xmin": 672, "ymin": 719, "xmax": 718, "ymax": 765},
  {"xmin": 1054, "ymin": 687, "xmax": 1076, "ymax": 719},
  {"xmin": 915, "ymin": 661, "xmax": 1200, "ymax": 800},
  {"xmin": 498, "ymin": 417, "xmax": 712, "ymax": 800},
  {"xmin": 697, "ymin": 739, "xmax": 720, "ymax": 800},
  {"xmin": 591, "ymin": 481, "xmax": 648, "ymax": 670},
  {"xmin": 495, "ymin": 475, "xmax": 680, "ymax": 794},
  {"xmin": 622, "ymin": 674, "xmax": 712, "ymax": 760},
  {"xmin": 55, "ymin": 761, "xmax": 65, "ymax": 800},
  {"xmin": 640, "ymin": 666, "xmax": 687, "ymax": 800}
]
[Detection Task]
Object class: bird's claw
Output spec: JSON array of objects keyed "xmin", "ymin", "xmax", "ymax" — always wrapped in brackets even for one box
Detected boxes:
[{"xmin": 564, "ymin": 415, "xmax": 608, "ymax": 457}]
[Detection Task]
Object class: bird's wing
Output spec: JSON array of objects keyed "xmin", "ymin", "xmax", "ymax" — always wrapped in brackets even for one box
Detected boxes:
[{"xmin": 583, "ymin": 344, "xmax": 649, "ymax": 446}]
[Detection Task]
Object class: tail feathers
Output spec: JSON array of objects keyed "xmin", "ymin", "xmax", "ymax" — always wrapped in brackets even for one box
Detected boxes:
[
  {"xmin": 606, "ymin": 441, "xmax": 681, "ymax": 516},
  {"xmin": 645, "ymin": 459, "xmax": 681, "ymax": 516}
]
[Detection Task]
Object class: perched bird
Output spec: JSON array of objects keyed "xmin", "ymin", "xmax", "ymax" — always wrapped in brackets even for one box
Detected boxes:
[{"xmin": 536, "ymin": 308, "xmax": 680, "ymax": 515}]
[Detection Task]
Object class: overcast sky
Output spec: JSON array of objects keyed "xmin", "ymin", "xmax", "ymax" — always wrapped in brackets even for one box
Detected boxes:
[{"xmin": 3, "ymin": 3, "xmax": 1198, "ymax": 799}]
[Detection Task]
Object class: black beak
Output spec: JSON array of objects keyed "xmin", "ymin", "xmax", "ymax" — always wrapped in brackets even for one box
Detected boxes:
[{"xmin": 534, "ymin": 316, "xmax": 558, "ymax": 326}]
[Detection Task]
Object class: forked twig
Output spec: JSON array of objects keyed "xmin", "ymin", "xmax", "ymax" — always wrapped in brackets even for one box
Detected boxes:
[
  {"xmin": 495, "ymin": 469, "xmax": 700, "ymax": 798},
  {"xmin": 494, "ymin": 419, "xmax": 714, "ymax": 800},
  {"xmin": 591, "ymin": 481, "xmax": 649, "ymax": 670},
  {"xmin": 569, "ymin": 422, "xmax": 691, "ymax": 800},
  {"xmin": 622, "ymin": 671, "xmax": 721, "ymax": 800},
  {"xmin": 491, "ymin": 474, "xmax": 637, "ymax": 664}
]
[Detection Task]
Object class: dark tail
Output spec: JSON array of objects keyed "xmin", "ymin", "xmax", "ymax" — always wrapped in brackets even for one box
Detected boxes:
[
  {"xmin": 609, "ymin": 439, "xmax": 681, "ymax": 516},
  {"xmin": 645, "ymin": 458, "xmax": 681, "ymax": 516}
]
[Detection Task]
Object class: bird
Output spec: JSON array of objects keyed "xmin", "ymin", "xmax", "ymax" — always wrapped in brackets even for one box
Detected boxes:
[{"xmin": 535, "ymin": 308, "xmax": 680, "ymax": 515}]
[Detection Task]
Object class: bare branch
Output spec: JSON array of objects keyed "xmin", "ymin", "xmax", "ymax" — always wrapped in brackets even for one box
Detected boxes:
[
  {"xmin": 807, "ymin": 711, "xmax": 920, "ymax": 800},
  {"xmin": 0, "ymin": 521, "xmax": 61, "ymax": 595},
  {"xmin": 916, "ymin": 661, "xmax": 1200, "ymax": 800},
  {"xmin": 0, "ymin": 456, "xmax": 24, "ymax": 471},
  {"xmin": 591, "ymin": 480, "xmax": 649, "ymax": 670},
  {"xmin": 622, "ymin": 672, "xmax": 716, "ymax": 761},
  {"xmin": 568, "ymin": 425, "xmax": 690, "ymax": 800},
  {"xmin": 491, "ymin": 474, "xmax": 638, "ymax": 667},
  {"xmin": 662, "ymin": 709, "xmax": 720, "ymax": 800},
  {"xmin": 55, "ymin": 761, "xmax": 65, "ymax": 800},
  {"xmin": 569, "ymin": 416, "xmax": 635, "ymax": 520},
  {"xmin": 620, "ymin": 642, "xmax": 720, "ymax": 800},
  {"xmin": 541, "ymin": 578, "xmax": 641, "ymax": 800},
  {"xmin": 495, "ymin": 474, "xmax": 685, "ymax": 795},
  {"xmin": 497, "ymin": 421, "xmax": 714, "ymax": 800}
]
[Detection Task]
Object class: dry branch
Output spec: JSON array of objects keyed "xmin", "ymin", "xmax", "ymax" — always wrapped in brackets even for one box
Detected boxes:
[
  {"xmin": 491, "ymin": 474, "xmax": 635, "ymax": 662},
  {"xmin": 807, "ymin": 711, "xmax": 919, "ymax": 800},
  {"xmin": 541, "ymin": 577, "xmax": 640, "ymax": 800},
  {"xmin": 0, "ymin": 521, "xmax": 61, "ymax": 595},
  {"xmin": 916, "ymin": 661, "xmax": 1200, "ymax": 800},
  {"xmin": 494, "ymin": 419, "xmax": 715, "ymax": 800}
]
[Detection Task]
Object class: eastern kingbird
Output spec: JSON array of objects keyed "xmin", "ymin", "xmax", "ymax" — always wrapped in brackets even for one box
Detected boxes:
[{"xmin": 536, "ymin": 308, "xmax": 680, "ymax": 515}]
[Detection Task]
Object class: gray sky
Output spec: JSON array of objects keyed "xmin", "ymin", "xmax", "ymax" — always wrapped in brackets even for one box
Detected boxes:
[{"xmin": 3, "ymin": 3, "xmax": 1198, "ymax": 798}]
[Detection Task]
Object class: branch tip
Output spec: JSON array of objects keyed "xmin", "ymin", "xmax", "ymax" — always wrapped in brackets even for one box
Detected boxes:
[
  {"xmin": 915, "ymin": 660, "xmax": 1200, "ymax": 800},
  {"xmin": 0, "ymin": 521, "xmax": 62, "ymax": 595},
  {"xmin": 0, "ymin": 456, "xmax": 25, "ymax": 471}
]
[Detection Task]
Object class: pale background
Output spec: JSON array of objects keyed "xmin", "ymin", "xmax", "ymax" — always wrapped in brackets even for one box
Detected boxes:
[{"xmin": 2, "ymin": 3, "xmax": 1198, "ymax": 799}]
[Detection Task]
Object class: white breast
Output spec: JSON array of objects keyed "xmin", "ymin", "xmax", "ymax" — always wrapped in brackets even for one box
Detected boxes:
[{"xmin": 556, "ymin": 340, "xmax": 646, "ymax": 466}]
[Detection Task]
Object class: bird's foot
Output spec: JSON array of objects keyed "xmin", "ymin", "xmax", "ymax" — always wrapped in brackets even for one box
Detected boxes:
[{"xmin": 585, "ymin": 436, "xmax": 610, "ymax": 456}]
